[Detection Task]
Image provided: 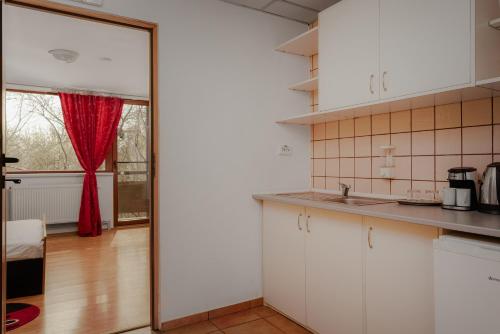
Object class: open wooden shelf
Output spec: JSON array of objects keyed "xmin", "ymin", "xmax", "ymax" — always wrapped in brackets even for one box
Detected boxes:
[
  {"xmin": 289, "ymin": 77, "xmax": 318, "ymax": 92},
  {"xmin": 275, "ymin": 27, "xmax": 318, "ymax": 57}
]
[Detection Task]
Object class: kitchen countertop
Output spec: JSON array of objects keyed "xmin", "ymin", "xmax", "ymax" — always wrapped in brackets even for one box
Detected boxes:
[{"xmin": 253, "ymin": 192, "xmax": 500, "ymax": 238}]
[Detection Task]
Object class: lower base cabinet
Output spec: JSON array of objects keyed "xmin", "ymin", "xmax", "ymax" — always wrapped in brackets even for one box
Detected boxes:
[{"xmin": 262, "ymin": 201, "xmax": 438, "ymax": 334}]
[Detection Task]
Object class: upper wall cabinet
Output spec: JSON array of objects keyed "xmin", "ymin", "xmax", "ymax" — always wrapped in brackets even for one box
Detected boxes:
[
  {"xmin": 319, "ymin": 0, "xmax": 475, "ymax": 113},
  {"xmin": 379, "ymin": 0, "xmax": 471, "ymax": 100},
  {"xmin": 319, "ymin": 0, "xmax": 380, "ymax": 110}
]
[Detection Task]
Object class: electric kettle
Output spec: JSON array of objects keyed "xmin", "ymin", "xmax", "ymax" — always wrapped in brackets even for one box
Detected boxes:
[{"xmin": 479, "ymin": 162, "xmax": 500, "ymax": 214}]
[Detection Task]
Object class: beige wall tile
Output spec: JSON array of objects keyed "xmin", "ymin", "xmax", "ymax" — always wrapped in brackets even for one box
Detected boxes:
[
  {"xmin": 313, "ymin": 123, "xmax": 326, "ymax": 140},
  {"xmin": 355, "ymin": 179, "xmax": 371, "ymax": 193},
  {"xmin": 494, "ymin": 97, "xmax": 500, "ymax": 124},
  {"xmin": 391, "ymin": 133, "xmax": 411, "ymax": 156},
  {"xmin": 325, "ymin": 177, "xmax": 339, "ymax": 190},
  {"xmin": 372, "ymin": 134, "xmax": 390, "ymax": 156},
  {"xmin": 436, "ymin": 155, "xmax": 461, "ymax": 181},
  {"xmin": 325, "ymin": 139, "xmax": 339, "ymax": 158},
  {"xmin": 372, "ymin": 179, "xmax": 391, "ymax": 195},
  {"xmin": 371, "ymin": 157, "xmax": 385, "ymax": 178},
  {"xmin": 435, "ymin": 128, "xmax": 461, "ymax": 155},
  {"xmin": 339, "ymin": 138, "xmax": 355, "ymax": 157},
  {"xmin": 495, "ymin": 155, "xmax": 500, "ymax": 162},
  {"xmin": 462, "ymin": 126, "xmax": 492, "ymax": 154},
  {"xmin": 339, "ymin": 119, "xmax": 355, "ymax": 138},
  {"xmin": 391, "ymin": 180, "xmax": 411, "ymax": 196},
  {"xmin": 313, "ymin": 140, "xmax": 326, "ymax": 158},
  {"xmin": 313, "ymin": 159, "xmax": 326, "ymax": 176},
  {"xmin": 412, "ymin": 131, "xmax": 435, "ymax": 156},
  {"xmin": 372, "ymin": 113, "xmax": 390, "ymax": 135},
  {"xmin": 462, "ymin": 155, "xmax": 492, "ymax": 175},
  {"xmin": 494, "ymin": 125, "xmax": 500, "ymax": 154},
  {"xmin": 339, "ymin": 178, "xmax": 354, "ymax": 189},
  {"xmin": 313, "ymin": 177, "xmax": 326, "ymax": 189},
  {"xmin": 325, "ymin": 159, "xmax": 340, "ymax": 177},
  {"xmin": 355, "ymin": 157, "xmax": 371, "ymax": 178},
  {"xmin": 412, "ymin": 181, "xmax": 435, "ymax": 193},
  {"xmin": 355, "ymin": 116, "xmax": 371, "ymax": 136},
  {"xmin": 340, "ymin": 158, "xmax": 355, "ymax": 177},
  {"xmin": 412, "ymin": 156, "xmax": 435, "ymax": 181},
  {"xmin": 391, "ymin": 110, "xmax": 411, "ymax": 133},
  {"xmin": 412, "ymin": 107, "xmax": 434, "ymax": 131},
  {"xmin": 325, "ymin": 121, "xmax": 339, "ymax": 139},
  {"xmin": 394, "ymin": 157, "xmax": 412, "ymax": 179},
  {"xmin": 355, "ymin": 136, "xmax": 371, "ymax": 157},
  {"xmin": 435, "ymin": 103, "xmax": 461, "ymax": 129},
  {"xmin": 462, "ymin": 99, "xmax": 492, "ymax": 126}
]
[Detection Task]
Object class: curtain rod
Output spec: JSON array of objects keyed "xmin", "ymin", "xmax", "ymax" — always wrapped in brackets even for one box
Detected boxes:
[{"xmin": 6, "ymin": 83, "xmax": 150, "ymax": 101}]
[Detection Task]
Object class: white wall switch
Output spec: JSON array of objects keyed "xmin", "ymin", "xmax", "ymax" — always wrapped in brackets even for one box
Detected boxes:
[{"xmin": 278, "ymin": 145, "xmax": 293, "ymax": 156}]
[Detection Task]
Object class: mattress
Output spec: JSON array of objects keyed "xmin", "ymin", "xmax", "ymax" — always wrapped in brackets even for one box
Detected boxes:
[{"xmin": 7, "ymin": 219, "xmax": 45, "ymax": 261}]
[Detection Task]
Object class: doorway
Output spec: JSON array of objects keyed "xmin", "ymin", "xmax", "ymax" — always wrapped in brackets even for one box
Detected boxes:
[{"xmin": 1, "ymin": 1, "xmax": 159, "ymax": 333}]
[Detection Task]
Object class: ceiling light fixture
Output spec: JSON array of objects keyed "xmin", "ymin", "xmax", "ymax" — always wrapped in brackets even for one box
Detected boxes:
[{"xmin": 48, "ymin": 49, "xmax": 80, "ymax": 63}]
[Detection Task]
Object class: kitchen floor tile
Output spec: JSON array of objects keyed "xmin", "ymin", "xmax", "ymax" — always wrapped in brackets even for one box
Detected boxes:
[
  {"xmin": 166, "ymin": 321, "xmax": 218, "ymax": 334},
  {"xmin": 210, "ymin": 310, "xmax": 260, "ymax": 330},
  {"xmin": 251, "ymin": 306, "xmax": 278, "ymax": 318},
  {"xmin": 265, "ymin": 314, "xmax": 311, "ymax": 334},
  {"xmin": 223, "ymin": 319, "xmax": 282, "ymax": 334}
]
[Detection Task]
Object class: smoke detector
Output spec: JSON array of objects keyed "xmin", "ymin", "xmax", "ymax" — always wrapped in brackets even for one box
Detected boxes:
[
  {"xmin": 48, "ymin": 49, "xmax": 80, "ymax": 63},
  {"xmin": 71, "ymin": 0, "xmax": 103, "ymax": 6}
]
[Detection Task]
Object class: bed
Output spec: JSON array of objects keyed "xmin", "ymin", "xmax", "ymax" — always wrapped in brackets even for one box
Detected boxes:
[{"xmin": 6, "ymin": 219, "xmax": 46, "ymax": 299}]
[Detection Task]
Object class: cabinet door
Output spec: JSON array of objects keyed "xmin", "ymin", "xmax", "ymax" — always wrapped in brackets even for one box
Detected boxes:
[
  {"xmin": 379, "ymin": 0, "xmax": 471, "ymax": 99},
  {"xmin": 263, "ymin": 201, "xmax": 306, "ymax": 325},
  {"xmin": 364, "ymin": 217, "xmax": 438, "ymax": 334},
  {"xmin": 319, "ymin": 0, "xmax": 380, "ymax": 111},
  {"xmin": 305, "ymin": 208, "xmax": 363, "ymax": 334}
]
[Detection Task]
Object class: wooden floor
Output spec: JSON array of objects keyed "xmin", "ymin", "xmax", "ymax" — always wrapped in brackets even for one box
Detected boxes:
[{"xmin": 9, "ymin": 226, "xmax": 150, "ymax": 334}]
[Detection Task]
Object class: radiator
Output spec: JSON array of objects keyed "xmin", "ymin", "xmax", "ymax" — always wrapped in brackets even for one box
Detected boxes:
[{"xmin": 8, "ymin": 184, "xmax": 102, "ymax": 224}]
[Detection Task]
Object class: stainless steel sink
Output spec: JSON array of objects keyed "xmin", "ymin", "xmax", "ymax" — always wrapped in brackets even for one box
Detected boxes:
[
  {"xmin": 327, "ymin": 197, "xmax": 392, "ymax": 206},
  {"xmin": 277, "ymin": 192, "xmax": 394, "ymax": 206}
]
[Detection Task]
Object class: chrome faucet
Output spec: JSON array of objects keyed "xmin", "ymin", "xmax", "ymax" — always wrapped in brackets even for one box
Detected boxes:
[{"xmin": 339, "ymin": 183, "xmax": 351, "ymax": 197}]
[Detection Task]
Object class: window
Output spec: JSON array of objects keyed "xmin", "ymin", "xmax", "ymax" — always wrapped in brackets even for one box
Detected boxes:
[
  {"xmin": 6, "ymin": 91, "xmax": 149, "ymax": 173},
  {"xmin": 6, "ymin": 91, "xmax": 80, "ymax": 171}
]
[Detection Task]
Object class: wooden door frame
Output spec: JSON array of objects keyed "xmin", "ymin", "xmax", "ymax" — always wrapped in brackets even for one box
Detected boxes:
[{"xmin": 2, "ymin": 0, "xmax": 160, "ymax": 331}]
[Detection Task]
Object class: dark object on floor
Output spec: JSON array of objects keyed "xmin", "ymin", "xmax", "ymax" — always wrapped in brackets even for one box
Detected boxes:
[
  {"xmin": 6, "ymin": 303, "xmax": 40, "ymax": 331},
  {"xmin": 7, "ymin": 258, "xmax": 44, "ymax": 299}
]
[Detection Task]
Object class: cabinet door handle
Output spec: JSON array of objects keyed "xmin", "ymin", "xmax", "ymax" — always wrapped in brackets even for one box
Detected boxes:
[
  {"xmin": 297, "ymin": 213, "xmax": 303, "ymax": 231},
  {"xmin": 306, "ymin": 215, "xmax": 311, "ymax": 233},
  {"xmin": 382, "ymin": 71, "xmax": 388, "ymax": 92},
  {"xmin": 369, "ymin": 74, "xmax": 374, "ymax": 94},
  {"xmin": 368, "ymin": 226, "xmax": 373, "ymax": 249},
  {"xmin": 489, "ymin": 276, "xmax": 500, "ymax": 283}
]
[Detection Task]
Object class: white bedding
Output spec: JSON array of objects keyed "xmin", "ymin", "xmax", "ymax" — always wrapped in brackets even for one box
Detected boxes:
[{"xmin": 7, "ymin": 219, "xmax": 45, "ymax": 261}]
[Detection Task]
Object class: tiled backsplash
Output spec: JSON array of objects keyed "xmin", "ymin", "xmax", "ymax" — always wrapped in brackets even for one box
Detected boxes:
[{"xmin": 310, "ymin": 97, "xmax": 500, "ymax": 196}]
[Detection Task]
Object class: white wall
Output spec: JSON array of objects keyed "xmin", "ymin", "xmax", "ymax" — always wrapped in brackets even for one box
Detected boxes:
[{"xmin": 27, "ymin": 0, "xmax": 311, "ymax": 323}]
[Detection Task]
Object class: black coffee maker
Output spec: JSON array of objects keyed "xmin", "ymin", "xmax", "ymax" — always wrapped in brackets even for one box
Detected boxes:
[{"xmin": 444, "ymin": 167, "xmax": 479, "ymax": 210}]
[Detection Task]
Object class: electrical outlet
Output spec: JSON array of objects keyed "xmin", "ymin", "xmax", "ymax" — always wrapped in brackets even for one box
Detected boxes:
[{"xmin": 278, "ymin": 145, "xmax": 293, "ymax": 156}]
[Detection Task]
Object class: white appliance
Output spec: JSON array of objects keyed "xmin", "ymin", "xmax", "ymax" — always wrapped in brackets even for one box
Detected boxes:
[{"xmin": 434, "ymin": 235, "xmax": 500, "ymax": 334}]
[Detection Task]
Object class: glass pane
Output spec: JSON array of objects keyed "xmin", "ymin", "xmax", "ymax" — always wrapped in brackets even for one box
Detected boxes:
[{"xmin": 117, "ymin": 104, "xmax": 149, "ymax": 222}]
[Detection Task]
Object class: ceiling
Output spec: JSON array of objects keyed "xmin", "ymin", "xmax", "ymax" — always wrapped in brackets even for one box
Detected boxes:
[
  {"xmin": 5, "ymin": 5, "xmax": 150, "ymax": 99},
  {"xmin": 220, "ymin": 0, "xmax": 341, "ymax": 24}
]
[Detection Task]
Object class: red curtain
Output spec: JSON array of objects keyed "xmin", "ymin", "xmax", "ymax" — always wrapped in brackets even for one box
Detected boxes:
[{"xmin": 59, "ymin": 93, "xmax": 123, "ymax": 237}]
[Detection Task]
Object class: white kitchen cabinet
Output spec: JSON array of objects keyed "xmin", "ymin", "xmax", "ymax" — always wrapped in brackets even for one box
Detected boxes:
[
  {"xmin": 364, "ymin": 217, "xmax": 437, "ymax": 334},
  {"xmin": 262, "ymin": 201, "xmax": 306, "ymax": 325},
  {"xmin": 379, "ymin": 0, "xmax": 471, "ymax": 99},
  {"xmin": 305, "ymin": 208, "xmax": 363, "ymax": 334},
  {"xmin": 319, "ymin": 0, "xmax": 380, "ymax": 111}
]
